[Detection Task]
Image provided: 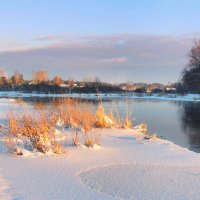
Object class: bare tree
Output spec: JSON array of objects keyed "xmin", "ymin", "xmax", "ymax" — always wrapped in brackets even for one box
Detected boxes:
[
  {"xmin": 32, "ymin": 71, "xmax": 48, "ymax": 83},
  {"xmin": 94, "ymin": 77, "xmax": 101, "ymax": 83},
  {"xmin": 0, "ymin": 68, "xmax": 7, "ymax": 87},
  {"xmin": 182, "ymin": 40, "xmax": 200, "ymax": 92},
  {"xmin": 0, "ymin": 68, "xmax": 7, "ymax": 78},
  {"xmin": 188, "ymin": 39, "xmax": 200, "ymax": 69},
  {"xmin": 67, "ymin": 78, "xmax": 75, "ymax": 87},
  {"xmin": 11, "ymin": 71, "xmax": 24, "ymax": 85},
  {"xmin": 52, "ymin": 75, "xmax": 64, "ymax": 86}
]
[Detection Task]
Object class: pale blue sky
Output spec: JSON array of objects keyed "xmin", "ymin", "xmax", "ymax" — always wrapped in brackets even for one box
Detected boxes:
[{"xmin": 0, "ymin": 0, "xmax": 200, "ymax": 83}]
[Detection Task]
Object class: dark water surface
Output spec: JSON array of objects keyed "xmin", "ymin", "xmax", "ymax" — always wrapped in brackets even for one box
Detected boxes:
[{"xmin": 23, "ymin": 97, "xmax": 200, "ymax": 152}]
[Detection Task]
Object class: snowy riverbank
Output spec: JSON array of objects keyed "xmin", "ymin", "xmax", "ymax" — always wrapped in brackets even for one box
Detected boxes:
[
  {"xmin": 0, "ymin": 91, "xmax": 200, "ymax": 102},
  {"xmin": 0, "ymin": 99, "xmax": 200, "ymax": 200}
]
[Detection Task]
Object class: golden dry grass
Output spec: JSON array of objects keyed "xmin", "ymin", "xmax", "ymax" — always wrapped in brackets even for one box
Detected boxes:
[
  {"xmin": 137, "ymin": 123, "xmax": 148, "ymax": 135},
  {"xmin": 2, "ymin": 98, "xmax": 136, "ymax": 154},
  {"xmin": 3, "ymin": 109, "xmax": 64, "ymax": 154}
]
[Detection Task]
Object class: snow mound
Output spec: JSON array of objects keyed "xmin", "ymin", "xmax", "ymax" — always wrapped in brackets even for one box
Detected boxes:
[{"xmin": 79, "ymin": 163, "xmax": 200, "ymax": 200}]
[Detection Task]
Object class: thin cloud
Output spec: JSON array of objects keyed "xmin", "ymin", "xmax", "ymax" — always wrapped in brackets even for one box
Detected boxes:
[
  {"xmin": 99, "ymin": 57, "xmax": 128, "ymax": 63},
  {"xmin": 34, "ymin": 34, "xmax": 65, "ymax": 41}
]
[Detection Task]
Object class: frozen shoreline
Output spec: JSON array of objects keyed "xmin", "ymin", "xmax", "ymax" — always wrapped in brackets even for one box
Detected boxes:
[
  {"xmin": 0, "ymin": 91, "xmax": 200, "ymax": 102},
  {"xmin": 0, "ymin": 98, "xmax": 200, "ymax": 200}
]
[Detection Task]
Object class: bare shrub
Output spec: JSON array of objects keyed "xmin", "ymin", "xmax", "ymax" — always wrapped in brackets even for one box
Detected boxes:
[
  {"xmin": 137, "ymin": 123, "xmax": 148, "ymax": 135},
  {"xmin": 3, "ymin": 110, "xmax": 64, "ymax": 154},
  {"xmin": 73, "ymin": 132, "xmax": 80, "ymax": 147},
  {"xmin": 80, "ymin": 106, "xmax": 95, "ymax": 147},
  {"xmin": 51, "ymin": 98, "xmax": 100, "ymax": 147},
  {"xmin": 122, "ymin": 99, "xmax": 133, "ymax": 128},
  {"xmin": 123, "ymin": 117, "xmax": 132, "ymax": 129},
  {"xmin": 136, "ymin": 123, "xmax": 159, "ymax": 140},
  {"xmin": 20, "ymin": 111, "xmax": 55, "ymax": 153},
  {"xmin": 144, "ymin": 132, "xmax": 159, "ymax": 140},
  {"xmin": 34, "ymin": 102, "xmax": 47, "ymax": 110},
  {"xmin": 51, "ymin": 141, "xmax": 66, "ymax": 154},
  {"xmin": 94, "ymin": 103, "xmax": 114, "ymax": 128},
  {"xmin": 54, "ymin": 98, "xmax": 80, "ymax": 128},
  {"xmin": 3, "ymin": 113, "xmax": 21, "ymax": 154},
  {"xmin": 4, "ymin": 137, "xmax": 19, "ymax": 154}
]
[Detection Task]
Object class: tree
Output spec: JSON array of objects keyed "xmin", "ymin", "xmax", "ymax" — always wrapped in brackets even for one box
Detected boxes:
[
  {"xmin": 94, "ymin": 77, "xmax": 101, "ymax": 83},
  {"xmin": 32, "ymin": 71, "xmax": 48, "ymax": 84},
  {"xmin": 0, "ymin": 68, "xmax": 7, "ymax": 87},
  {"xmin": 134, "ymin": 88, "xmax": 146, "ymax": 93},
  {"xmin": 66, "ymin": 78, "xmax": 75, "ymax": 87},
  {"xmin": 182, "ymin": 40, "xmax": 200, "ymax": 93},
  {"xmin": 11, "ymin": 71, "xmax": 24, "ymax": 85},
  {"xmin": 52, "ymin": 75, "xmax": 64, "ymax": 86},
  {"xmin": 0, "ymin": 68, "xmax": 7, "ymax": 78}
]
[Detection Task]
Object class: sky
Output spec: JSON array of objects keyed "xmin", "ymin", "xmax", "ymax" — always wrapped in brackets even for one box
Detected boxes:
[{"xmin": 0, "ymin": 0, "xmax": 200, "ymax": 83}]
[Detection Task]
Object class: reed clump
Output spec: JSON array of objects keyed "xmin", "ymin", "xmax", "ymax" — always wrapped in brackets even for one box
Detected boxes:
[
  {"xmin": 2, "ymin": 98, "xmax": 135, "ymax": 154},
  {"xmin": 137, "ymin": 123, "xmax": 148, "ymax": 135},
  {"xmin": 137, "ymin": 123, "xmax": 159, "ymax": 140},
  {"xmin": 53, "ymin": 98, "xmax": 133, "ymax": 130},
  {"xmin": 51, "ymin": 98, "xmax": 98, "ymax": 147},
  {"xmin": 94, "ymin": 103, "xmax": 114, "ymax": 128},
  {"xmin": 3, "ymin": 110, "xmax": 64, "ymax": 154}
]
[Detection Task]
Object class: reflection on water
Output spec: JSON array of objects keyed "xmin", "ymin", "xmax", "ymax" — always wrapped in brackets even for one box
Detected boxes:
[
  {"xmin": 179, "ymin": 102, "xmax": 200, "ymax": 152},
  {"xmin": 21, "ymin": 97, "xmax": 200, "ymax": 152}
]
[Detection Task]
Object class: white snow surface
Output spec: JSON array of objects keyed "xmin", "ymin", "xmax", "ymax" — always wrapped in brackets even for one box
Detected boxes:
[{"xmin": 0, "ymin": 98, "xmax": 200, "ymax": 200}]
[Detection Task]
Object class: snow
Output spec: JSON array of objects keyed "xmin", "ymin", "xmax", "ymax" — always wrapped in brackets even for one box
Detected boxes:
[
  {"xmin": 79, "ymin": 164, "xmax": 200, "ymax": 200},
  {"xmin": 0, "ymin": 98, "xmax": 200, "ymax": 199},
  {"xmin": 0, "ymin": 91, "xmax": 200, "ymax": 102}
]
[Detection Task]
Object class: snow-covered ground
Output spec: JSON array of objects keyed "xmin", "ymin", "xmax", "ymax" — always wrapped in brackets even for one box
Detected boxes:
[
  {"xmin": 0, "ymin": 91, "xmax": 200, "ymax": 102},
  {"xmin": 0, "ymin": 98, "xmax": 200, "ymax": 200}
]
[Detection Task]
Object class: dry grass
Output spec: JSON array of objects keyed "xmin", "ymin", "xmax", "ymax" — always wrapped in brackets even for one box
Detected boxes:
[
  {"xmin": 94, "ymin": 103, "xmax": 117, "ymax": 128},
  {"xmin": 123, "ymin": 117, "xmax": 132, "ymax": 128},
  {"xmin": 20, "ymin": 111, "xmax": 56, "ymax": 153},
  {"xmin": 51, "ymin": 98, "xmax": 98, "ymax": 147},
  {"xmin": 3, "ymin": 109, "xmax": 64, "ymax": 154},
  {"xmin": 81, "ymin": 107, "xmax": 95, "ymax": 147},
  {"xmin": 2, "ymin": 98, "xmax": 136, "ymax": 154},
  {"xmin": 94, "ymin": 103, "xmax": 108, "ymax": 128},
  {"xmin": 4, "ymin": 113, "xmax": 21, "ymax": 154},
  {"xmin": 52, "ymin": 98, "xmax": 133, "ymax": 130},
  {"xmin": 123, "ymin": 99, "xmax": 133, "ymax": 128},
  {"xmin": 144, "ymin": 132, "xmax": 159, "ymax": 140},
  {"xmin": 137, "ymin": 123, "xmax": 148, "ymax": 135},
  {"xmin": 137, "ymin": 123, "xmax": 159, "ymax": 140},
  {"xmin": 34, "ymin": 102, "xmax": 47, "ymax": 110},
  {"xmin": 73, "ymin": 132, "xmax": 80, "ymax": 147},
  {"xmin": 107, "ymin": 100, "xmax": 133, "ymax": 129}
]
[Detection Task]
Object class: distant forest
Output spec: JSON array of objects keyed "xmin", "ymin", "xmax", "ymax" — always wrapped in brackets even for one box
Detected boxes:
[{"xmin": 0, "ymin": 69, "xmax": 178, "ymax": 94}]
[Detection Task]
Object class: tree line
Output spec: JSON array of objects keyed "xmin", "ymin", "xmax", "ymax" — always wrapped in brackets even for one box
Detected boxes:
[{"xmin": 0, "ymin": 70, "xmax": 122, "ymax": 93}]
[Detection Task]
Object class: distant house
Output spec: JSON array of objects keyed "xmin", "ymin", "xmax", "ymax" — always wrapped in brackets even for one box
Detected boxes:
[
  {"xmin": 73, "ymin": 83, "xmax": 78, "ymax": 87},
  {"xmin": 28, "ymin": 81, "xmax": 37, "ymax": 85},
  {"xmin": 166, "ymin": 87, "xmax": 176, "ymax": 91},
  {"xmin": 60, "ymin": 83, "xmax": 69, "ymax": 88},
  {"xmin": 166, "ymin": 82, "xmax": 177, "ymax": 92}
]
